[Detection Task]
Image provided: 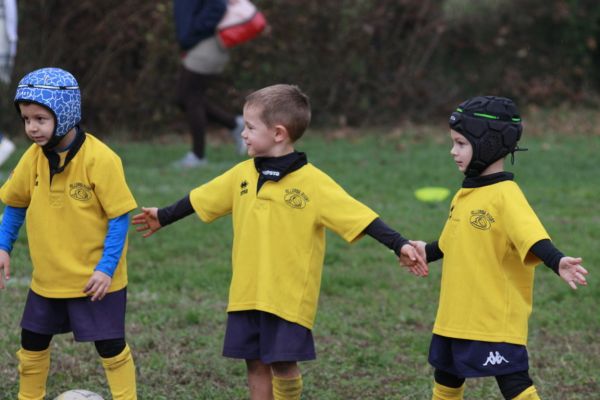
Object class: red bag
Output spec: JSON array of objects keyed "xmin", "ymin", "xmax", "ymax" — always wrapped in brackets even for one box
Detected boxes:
[{"xmin": 217, "ymin": 0, "xmax": 267, "ymax": 48}]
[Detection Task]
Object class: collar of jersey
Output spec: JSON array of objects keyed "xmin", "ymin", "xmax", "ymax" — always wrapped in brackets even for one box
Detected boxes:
[
  {"xmin": 462, "ymin": 171, "xmax": 514, "ymax": 188},
  {"xmin": 254, "ymin": 151, "xmax": 307, "ymax": 192}
]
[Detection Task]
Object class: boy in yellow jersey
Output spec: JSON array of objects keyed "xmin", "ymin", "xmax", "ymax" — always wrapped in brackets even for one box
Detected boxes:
[
  {"xmin": 405, "ymin": 96, "xmax": 589, "ymax": 400},
  {"xmin": 132, "ymin": 84, "xmax": 427, "ymax": 400},
  {"xmin": 0, "ymin": 68, "xmax": 138, "ymax": 400}
]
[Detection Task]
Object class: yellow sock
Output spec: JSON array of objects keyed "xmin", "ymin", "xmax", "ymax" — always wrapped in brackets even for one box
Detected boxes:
[
  {"xmin": 101, "ymin": 344, "xmax": 137, "ymax": 400},
  {"xmin": 432, "ymin": 381, "xmax": 465, "ymax": 400},
  {"xmin": 17, "ymin": 347, "xmax": 51, "ymax": 400},
  {"xmin": 512, "ymin": 385, "xmax": 540, "ymax": 400},
  {"xmin": 272, "ymin": 375, "xmax": 303, "ymax": 400}
]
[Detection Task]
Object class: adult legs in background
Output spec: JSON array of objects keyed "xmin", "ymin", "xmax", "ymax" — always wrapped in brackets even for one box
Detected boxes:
[{"xmin": 175, "ymin": 67, "xmax": 245, "ymax": 168}]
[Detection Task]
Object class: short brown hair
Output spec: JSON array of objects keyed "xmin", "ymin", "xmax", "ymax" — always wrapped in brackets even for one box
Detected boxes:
[{"xmin": 245, "ymin": 84, "xmax": 311, "ymax": 142}]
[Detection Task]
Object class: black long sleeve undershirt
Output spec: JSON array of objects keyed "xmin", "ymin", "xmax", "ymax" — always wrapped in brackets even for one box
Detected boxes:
[
  {"xmin": 364, "ymin": 218, "xmax": 409, "ymax": 256},
  {"xmin": 157, "ymin": 195, "xmax": 194, "ymax": 226},
  {"xmin": 530, "ymin": 239, "xmax": 564, "ymax": 275},
  {"xmin": 425, "ymin": 241, "xmax": 444, "ymax": 263},
  {"xmin": 424, "ymin": 239, "xmax": 563, "ymax": 274}
]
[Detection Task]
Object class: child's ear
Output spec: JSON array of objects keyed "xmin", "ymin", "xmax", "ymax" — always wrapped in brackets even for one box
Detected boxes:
[{"xmin": 273, "ymin": 124, "xmax": 290, "ymax": 143}]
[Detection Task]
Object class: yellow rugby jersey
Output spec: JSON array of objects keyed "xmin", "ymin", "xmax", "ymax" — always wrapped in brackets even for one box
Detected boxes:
[
  {"xmin": 0, "ymin": 133, "xmax": 137, "ymax": 298},
  {"xmin": 434, "ymin": 179, "xmax": 549, "ymax": 345},
  {"xmin": 189, "ymin": 159, "xmax": 378, "ymax": 329}
]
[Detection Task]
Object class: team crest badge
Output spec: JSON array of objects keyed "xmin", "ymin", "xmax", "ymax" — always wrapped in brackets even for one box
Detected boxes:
[
  {"xmin": 284, "ymin": 188, "xmax": 309, "ymax": 209},
  {"xmin": 69, "ymin": 182, "xmax": 92, "ymax": 201},
  {"xmin": 470, "ymin": 209, "xmax": 495, "ymax": 230}
]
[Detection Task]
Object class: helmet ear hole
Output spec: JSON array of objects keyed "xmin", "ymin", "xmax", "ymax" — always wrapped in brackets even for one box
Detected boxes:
[
  {"xmin": 479, "ymin": 132, "xmax": 503, "ymax": 163},
  {"xmin": 503, "ymin": 126, "xmax": 520, "ymax": 150}
]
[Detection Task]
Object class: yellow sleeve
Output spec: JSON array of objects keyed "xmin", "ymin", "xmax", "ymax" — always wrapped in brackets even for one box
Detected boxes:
[
  {"xmin": 316, "ymin": 171, "xmax": 378, "ymax": 243},
  {"xmin": 502, "ymin": 183, "xmax": 550, "ymax": 266},
  {"xmin": 189, "ymin": 165, "xmax": 238, "ymax": 223},
  {"xmin": 0, "ymin": 145, "xmax": 37, "ymax": 207},
  {"xmin": 90, "ymin": 147, "xmax": 137, "ymax": 218}
]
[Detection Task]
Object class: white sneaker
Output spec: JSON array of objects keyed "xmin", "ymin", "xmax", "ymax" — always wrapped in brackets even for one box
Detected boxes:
[
  {"xmin": 0, "ymin": 137, "xmax": 15, "ymax": 166},
  {"xmin": 231, "ymin": 115, "xmax": 247, "ymax": 155},
  {"xmin": 172, "ymin": 152, "xmax": 207, "ymax": 168}
]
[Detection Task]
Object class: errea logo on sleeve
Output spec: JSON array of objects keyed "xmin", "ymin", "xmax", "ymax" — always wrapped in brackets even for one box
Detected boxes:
[{"xmin": 240, "ymin": 180, "xmax": 249, "ymax": 196}]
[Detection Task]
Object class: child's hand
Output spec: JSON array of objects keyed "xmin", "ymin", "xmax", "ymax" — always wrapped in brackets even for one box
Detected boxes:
[
  {"xmin": 398, "ymin": 242, "xmax": 428, "ymax": 277},
  {"xmin": 409, "ymin": 240, "xmax": 427, "ymax": 261},
  {"xmin": 84, "ymin": 271, "xmax": 112, "ymax": 301},
  {"xmin": 0, "ymin": 250, "xmax": 11, "ymax": 290},
  {"xmin": 558, "ymin": 257, "xmax": 588, "ymax": 290},
  {"xmin": 132, "ymin": 207, "xmax": 162, "ymax": 238}
]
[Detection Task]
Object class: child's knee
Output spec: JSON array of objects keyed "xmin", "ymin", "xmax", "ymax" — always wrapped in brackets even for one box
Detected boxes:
[
  {"xmin": 271, "ymin": 361, "xmax": 300, "ymax": 378},
  {"xmin": 496, "ymin": 370, "xmax": 534, "ymax": 399},
  {"xmin": 21, "ymin": 329, "xmax": 52, "ymax": 352},
  {"xmin": 95, "ymin": 338, "xmax": 126, "ymax": 359}
]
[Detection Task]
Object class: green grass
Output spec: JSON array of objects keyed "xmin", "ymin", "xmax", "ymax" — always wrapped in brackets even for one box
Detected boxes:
[{"xmin": 0, "ymin": 131, "xmax": 598, "ymax": 399}]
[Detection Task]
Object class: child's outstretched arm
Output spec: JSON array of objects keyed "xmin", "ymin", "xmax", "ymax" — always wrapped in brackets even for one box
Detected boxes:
[
  {"xmin": 400, "ymin": 240, "xmax": 445, "ymax": 277},
  {"xmin": 399, "ymin": 243, "xmax": 428, "ymax": 277},
  {"xmin": 363, "ymin": 218, "xmax": 428, "ymax": 276},
  {"xmin": 132, "ymin": 207, "xmax": 162, "ymax": 238},
  {"xmin": 558, "ymin": 257, "xmax": 588, "ymax": 290},
  {"xmin": 132, "ymin": 194, "xmax": 196, "ymax": 238},
  {"xmin": 530, "ymin": 239, "xmax": 588, "ymax": 289}
]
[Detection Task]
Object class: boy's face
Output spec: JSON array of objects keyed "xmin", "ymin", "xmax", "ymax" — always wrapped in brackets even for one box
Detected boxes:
[
  {"xmin": 241, "ymin": 105, "xmax": 278, "ymax": 157},
  {"xmin": 450, "ymin": 129, "xmax": 473, "ymax": 173},
  {"xmin": 19, "ymin": 103, "xmax": 55, "ymax": 146}
]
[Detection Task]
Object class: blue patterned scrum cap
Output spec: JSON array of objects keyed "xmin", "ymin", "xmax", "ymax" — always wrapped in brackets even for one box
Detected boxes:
[{"xmin": 14, "ymin": 67, "xmax": 81, "ymax": 137}]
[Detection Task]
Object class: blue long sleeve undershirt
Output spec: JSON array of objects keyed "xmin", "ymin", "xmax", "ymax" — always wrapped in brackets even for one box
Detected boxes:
[
  {"xmin": 95, "ymin": 213, "xmax": 129, "ymax": 277},
  {"xmin": 0, "ymin": 206, "xmax": 128, "ymax": 278},
  {"xmin": 0, "ymin": 205, "xmax": 26, "ymax": 252}
]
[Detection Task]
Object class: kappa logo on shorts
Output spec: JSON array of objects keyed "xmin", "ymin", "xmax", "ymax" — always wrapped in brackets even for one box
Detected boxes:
[
  {"xmin": 470, "ymin": 209, "xmax": 495, "ymax": 230},
  {"xmin": 69, "ymin": 182, "xmax": 92, "ymax": 201},
  {"xmin": 240, "ymin": 180, "xmax": 249, "ymax": 196},
  {"xmin": 483, "ymin": 351, "xmax": 509, "ymax": 366},
  {"xmin": 284, "ymin": 188, "xmax": 309, "ymax": 209}
]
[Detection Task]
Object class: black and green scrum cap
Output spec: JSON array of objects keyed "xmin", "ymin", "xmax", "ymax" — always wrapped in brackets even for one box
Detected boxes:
[{"xmin": 449, "ymin": 95, "xmax": 524, "ymax": 177}]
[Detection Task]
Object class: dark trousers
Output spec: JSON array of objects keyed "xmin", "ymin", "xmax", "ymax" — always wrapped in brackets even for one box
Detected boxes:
[{"xmin": 176, "ymin": 67, "xmax": 237, "ymax": 158}]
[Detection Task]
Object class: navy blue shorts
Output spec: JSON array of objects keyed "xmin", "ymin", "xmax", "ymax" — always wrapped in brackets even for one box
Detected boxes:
[
  {"xmin": 429, "ymin": 334, "xmax": 529, "ymax": 378},
  {"xmin": 21, "ymin": 288, "xmax": 127, "ymax": 342},
  {"xmin": 223, "ymin": 310, "xmax": 316, "ymax": 364}
]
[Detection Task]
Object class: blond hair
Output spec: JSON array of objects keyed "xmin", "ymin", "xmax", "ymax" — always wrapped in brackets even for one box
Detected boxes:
[{"xmin": 245, "ymin": 84, "xmax": 311, "ymax": 142}]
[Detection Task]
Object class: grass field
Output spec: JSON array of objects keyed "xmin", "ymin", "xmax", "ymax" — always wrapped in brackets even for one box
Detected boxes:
[{"xmin": 0, "ymin": 129, "xmax": 598, "ymax": 399}]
